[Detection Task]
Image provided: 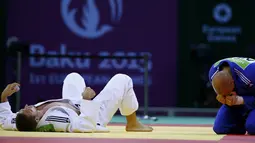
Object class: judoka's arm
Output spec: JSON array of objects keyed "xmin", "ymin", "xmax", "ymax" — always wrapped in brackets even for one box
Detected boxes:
[
  {"xmin": 226, "ymin": 95, "xmax": 255, "ymax": 109},
  {"xmin": 68, "ymin": 100, "xmax": 100, "ymax": 133},
  {"xmin": 0, "ymin": 101, "xmax": 17, "ymax": 130},
  {"xmin": 68, "ymin": 88, "xmax": 99, "ymax": 132},
  {"xmin": 224, "ymin": 93, "xmax": 255, "ymax": 109},
  {"xmin": 0, "ymin": 83, "xmax": 20, "ymax": 130}
]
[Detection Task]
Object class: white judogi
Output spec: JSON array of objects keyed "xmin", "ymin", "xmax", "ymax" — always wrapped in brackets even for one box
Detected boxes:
[{"xmin": 0, "ymin": 73, "xmax": 139, "ymax": 132}]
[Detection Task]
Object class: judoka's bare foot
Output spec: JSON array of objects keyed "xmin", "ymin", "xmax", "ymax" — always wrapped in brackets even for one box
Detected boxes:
[
  {"xmin": 125, "ymin": 112, "xmax": 153, "ymax": 132},
  {"xmin": 126, "ymin": 120, "xmax": 153, "ymax": 132}
]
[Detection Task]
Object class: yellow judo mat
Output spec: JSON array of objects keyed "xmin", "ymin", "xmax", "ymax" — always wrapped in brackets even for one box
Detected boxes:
[
  {"xmin": 1, "ymin": 125, "xmax": 255, "ymax": 143},
  {"xmin": 0, "ymin": 125, "xmax": 226, "ymax": 143}
]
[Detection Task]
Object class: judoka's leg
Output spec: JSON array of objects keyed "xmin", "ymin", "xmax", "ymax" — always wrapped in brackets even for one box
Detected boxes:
[
  {"xmin": 93, "ymin": 73, "xmax": 153, "ymax": 132},
  {"xmin": 62, "ymin": 72, "xmax": 86, "ymax": 104},
  {"xmin": 213, "ymin": 105, "xmax": 246, "ymax": 134},
  {"xmin": 245, "ymin": 109, "xmax": 255, "ymax": 135}
]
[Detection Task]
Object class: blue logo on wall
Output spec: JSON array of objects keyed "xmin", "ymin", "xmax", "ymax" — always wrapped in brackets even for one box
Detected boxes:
[
  {"xmin": 61, "ymin": 0, "xmax": 123, "ymax": 39},
  {"xmin": 213, "ymin": 3, "xmax": 232, "ymax": 24}
]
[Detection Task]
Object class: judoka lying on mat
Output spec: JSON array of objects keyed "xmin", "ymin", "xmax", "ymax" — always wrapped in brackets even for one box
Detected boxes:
[{"xmin": 0, "ymin": 73, "xmax": 153, "ymax": 132}]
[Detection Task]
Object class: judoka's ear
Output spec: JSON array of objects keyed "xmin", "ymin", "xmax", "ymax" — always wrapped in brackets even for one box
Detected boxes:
[
  {"xmin": 35, "ymin": 115, "xmax": 41, "ymax": 122},
  {"xmin": 35, "ymin": 117, "xmax": 40, "ymax": 122}
]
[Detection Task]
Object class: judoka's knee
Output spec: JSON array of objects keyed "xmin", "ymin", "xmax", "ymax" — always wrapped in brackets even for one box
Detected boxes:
[
  {"xmin": 112, "ymin": 73, "xmax": 132, "ymax": 84},
  {"xmin": 213, "ymin": 124, "xmax": 246, "ymax": 135},
  {"xmin": 246, "ymin": 122, "xmax": 255, "ymax": 135},
  {"xmin": 213, "ymin": 125, "xmax": 227, "ymax": 134},
  {"xmin": 213, "ymin": 125, "xmax": 238, "ymax": 135},
  {"xmin": 64, "ymin": 72, "xmax": 83, "ymax": 81},
  {"xmin": 113, "ymin": 73, "xmax": 131, "ymax": 80}
]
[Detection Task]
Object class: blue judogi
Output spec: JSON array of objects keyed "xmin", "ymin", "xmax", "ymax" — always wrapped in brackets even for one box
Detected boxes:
[{"xmin": 209, "ymin": 57, "xmax": 255, "ymax": 134}]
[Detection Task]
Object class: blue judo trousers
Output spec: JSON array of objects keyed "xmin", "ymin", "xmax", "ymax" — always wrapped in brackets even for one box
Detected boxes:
[{"xmin": 209, "ymin": 57, "xmax": 255, "ymax": 135}]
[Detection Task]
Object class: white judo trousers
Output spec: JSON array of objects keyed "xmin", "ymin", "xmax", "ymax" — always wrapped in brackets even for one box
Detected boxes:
[{"xmin": 62, "ymin": 73, "xmax": 139, "ymax": 127}]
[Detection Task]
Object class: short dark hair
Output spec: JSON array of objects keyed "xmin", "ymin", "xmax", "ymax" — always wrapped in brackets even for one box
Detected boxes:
[{"xmin": 16, "ymin": 112, "xmax": 37, "ymax": 131}]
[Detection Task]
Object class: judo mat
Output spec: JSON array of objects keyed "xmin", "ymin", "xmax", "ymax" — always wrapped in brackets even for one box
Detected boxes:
[{"xmin": 0, "ymin": 117, "xmax": 254, "ymax": 143}]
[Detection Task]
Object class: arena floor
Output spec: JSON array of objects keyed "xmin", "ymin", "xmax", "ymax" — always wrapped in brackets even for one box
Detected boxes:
[{"xmin": 0, "ymin": 116, "xmax": 254, "ymax": 143}]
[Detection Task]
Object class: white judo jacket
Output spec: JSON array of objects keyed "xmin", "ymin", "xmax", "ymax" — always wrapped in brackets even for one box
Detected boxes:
[{"xmin": 0, "ymin": 99, "xmax": 101, "ymax": 132}]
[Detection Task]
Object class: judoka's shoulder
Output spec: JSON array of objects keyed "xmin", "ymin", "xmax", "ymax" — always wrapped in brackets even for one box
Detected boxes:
[
  {"xmin": 208, "ymin": 58, "xmax": 226, "ymax": 81},
  {"xmin": 245, "ymin": 62, "xmax": 255, "ymax": 84}
]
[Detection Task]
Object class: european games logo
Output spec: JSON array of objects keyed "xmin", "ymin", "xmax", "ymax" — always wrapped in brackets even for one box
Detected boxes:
[
  {"xmin": 61, "ymin": 0, "xmax": 123, "ymax": 39},
  {"xmin": 213, "ymin": 3, "xmax": 232, "ymax": 24},
  {"xmin": 202, "ymin": 3, "xmax": 240, "ymax": 43}
]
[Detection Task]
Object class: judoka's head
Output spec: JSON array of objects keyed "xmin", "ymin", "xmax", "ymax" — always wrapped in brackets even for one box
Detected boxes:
[
  {"xmin": 212, "ymin": 70, "xmax": 234, "ymax": 96},
  {"xmin": 16, "ymin": 105, "xmax": 42, "ymax": 131}
]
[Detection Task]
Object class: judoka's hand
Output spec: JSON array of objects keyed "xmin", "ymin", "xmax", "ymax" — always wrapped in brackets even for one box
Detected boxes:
[
  {"xmin": 216, "ymin": 94, "xmax": 226, "ymax": 104},
  {"xmin": 216, "ymin": 92, "xmax": 244, "ymax": 106},
  {"xmin": 1, "ymin": 83, "xmax": 20, "ymax": 97},
  {"xmin": 1, "ymin": 83, "xmax": 20, "ymax": 102},
  {"xmin": 216, "ymin": 92, "xmax": 236, "ymax": 104},
  {"xmin": 82, "ymin": 87, "xmax": 96, "ymax": 100},
  {"xmin": 225, "ymin": 95, "xmax": 244, "ymax": 106}
]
